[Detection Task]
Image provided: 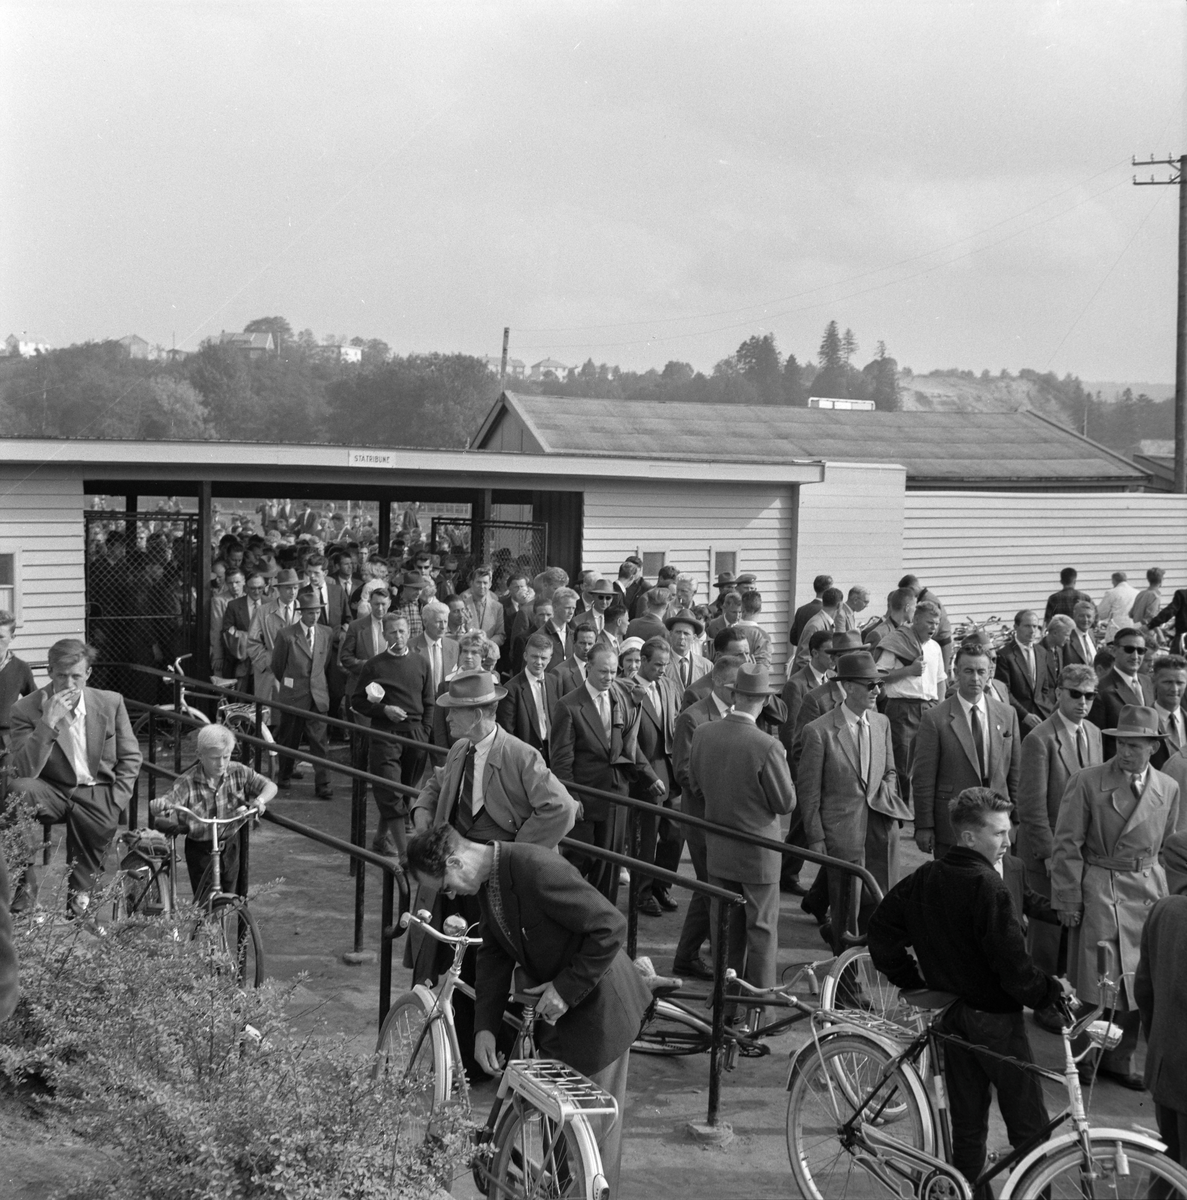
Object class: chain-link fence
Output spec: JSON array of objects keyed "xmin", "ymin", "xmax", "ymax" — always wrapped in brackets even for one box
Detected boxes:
[
  {"xmin": 84, "ymin": 511, "xmax": 199, "ymax": 703},
  {"xmin": 430, "ymin": 518, "xmax": 548, "ymax": 586}
]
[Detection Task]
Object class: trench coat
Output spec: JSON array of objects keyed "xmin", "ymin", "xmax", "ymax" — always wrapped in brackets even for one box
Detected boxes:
[{"xmin": 1051, "ymin": 759, "xmax": 1185, "ymax": 1006}]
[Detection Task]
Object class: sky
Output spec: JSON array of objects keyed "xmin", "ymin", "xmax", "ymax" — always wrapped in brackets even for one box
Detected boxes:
[{"xmin": 3, "ymin": 1, "xmax": 1186, "ymax": 382}]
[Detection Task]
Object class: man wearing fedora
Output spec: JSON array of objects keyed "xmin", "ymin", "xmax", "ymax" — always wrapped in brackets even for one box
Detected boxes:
[
  {"xmin": 270, "ymin": 588, "xmax": 335, "ymax": 799},
  {"xmin": 912, "ymin": 641, "xmax": 1020, "ymax": 860},
  {"xmin": 390, "ymin": 570, "xmax": 427, "ymax": 640},
  {"xmin": 665, "ymin": 609, "xmax": 711, "ymax": 692},
  {"xmin": 579, "ymin": 578, "xmax": 616, "ymax": 635},
  {"xmin": 351, "ymin": 613, "xmax": 435, "ymax": 859},
  {"xmin": 1052, "ymin": 703, "xmax": 1185, "ymax": 1087},
  {"xmin": 247, "ymin": 567, "xmax": 302, "ymax": 709},
  {"xmin": 688, "ymin": 662, "xmax": 796, "ymax": 993},
  {"xmin": 798, "ymin": 650, "xmax": 907, "ymax": 953},
  {"xmin": 705, "ymin": 572, "xmax": 736, "ymax": 621}
]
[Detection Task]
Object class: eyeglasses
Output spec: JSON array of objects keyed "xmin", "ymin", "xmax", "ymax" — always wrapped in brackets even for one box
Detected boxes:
[
  {"xmin": 1117, "ymin": 644, "xmax": 1145, "ymax": 654},
  {"xmin": 1064, "ymin": 688, "xmax": 1096, "ymax": 700},
  {"xmin": 850, "ymin": 680, "xmax": 883, "ymax": 691}
]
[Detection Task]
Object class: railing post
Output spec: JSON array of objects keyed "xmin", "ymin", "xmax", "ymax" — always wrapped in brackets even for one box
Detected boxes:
[
  {"xmin": 707, "ymin": 896, "xmax": 731, "ymax": 1127},
  {"xmin": 253, "ymin": 700, "xmax": 263, "ymax": 773},
  {"xmin": 352, "ymin": 731, "xmax": 367, "ymax": 953},
  {"xmin": 147, "ymin": 707, "xmax": 157, "ymax": 805},
  {"xmin": 172, "ymin": 670, "xmax": 183, "ymax": 774},
  {"xmin": 626, "ymin": 806, "xmax": 640, "ymax": 959},
  {"xmin": 380, "ymin": 867, "xmax": 394, "ymax": 1024}
]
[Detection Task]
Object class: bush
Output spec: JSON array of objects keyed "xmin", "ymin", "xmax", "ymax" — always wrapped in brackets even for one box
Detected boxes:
[{"xmin": 0, "ymin": 884, "xmax": 468, "ymax": 1199}]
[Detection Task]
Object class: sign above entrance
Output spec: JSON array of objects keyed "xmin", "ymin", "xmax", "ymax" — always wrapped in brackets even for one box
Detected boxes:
[{"xmin": 347, "ymin": 450, "xmax": 395, "ymax": 468}]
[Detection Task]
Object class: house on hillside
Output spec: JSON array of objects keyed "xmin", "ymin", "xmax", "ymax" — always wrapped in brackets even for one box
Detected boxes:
[
  {"xmin": 118, "ymin": 334, "xmax": 153, "ymax": 360},
  {"xmin": 218, "ymin": 330, "xmax": 275, "ymax": 357},
  {"xmin": 4, "ymin": 333, "xmax": 50, "ymax": 357},
  {"xmin": 482, "ymin": 356, "xmax": 527, "ymax": 378},
  {"xmin": 529, "ymin": 358, "xmax": 570, "ymax": 381}
]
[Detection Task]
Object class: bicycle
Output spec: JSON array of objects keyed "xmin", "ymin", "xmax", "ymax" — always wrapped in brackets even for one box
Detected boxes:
[
  {"xmin": 373, "ymin": 908, "xmax": 617, "ymax": 1199},
  {"xmin": 784, "ymin": 941, "xmax": 1187, "ymax": 1199},
  {"xmin": 111, "ymin": 802, "xmax": 264, "ymax": 987}
]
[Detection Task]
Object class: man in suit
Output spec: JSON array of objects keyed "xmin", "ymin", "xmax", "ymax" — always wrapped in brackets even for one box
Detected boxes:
[
  {"xmin": 410, "ymin": 598, "xmax": 458, "ymax": 695},
  {"xmin": 508, "ymin": 594, "xmax": 552, "ymax": 677},
  {"xmin": 247, "ymin": 567, "xmax": 301, "ymax": 709},
  {"xmin": 219, "ymin": 573, "xmax": 268, "ymax": 688},
  {"xmin": 1135, "ymin": 830, "xmax": 1187, "ymax": 1173},
  {"xmin": 690, "ymin": 662, "xmax": 795, "ymax": 994},
  {"xmin": 1089, "ymin": 627, "xmax": 1156, "ymax": 758},
  {"xmin": 798, "ymin": 651, "xmax": 905, "ymax": 953},
  {"xmin": 619, "ymin": 555, "xmax": 648, "ymax": 617},
  {"xmin": 497, "ymin": 631, "xmax": 563, "ymax": 761},
  {"xmin": 305, "ymin": 554, "xmax": 350, "ymax": 721},
  {"xmin": 460, "ymin": 563, "xmax": 506, "ymax": 648},
  {"xmin": 733, "ymin": 590, "xmax": 773, "ymax": 667},
  {"xmin": 1016, "ymin": 662, "xmax": 1103, "ymax": 1029},
  {"xmin": 352, "ymin": 613, "xmax": 435, "ymax": 858},
  {"xmin": 912, "ymin": 641, "xmax": 1021, "ymax": 859},
  {"xmin": 683, "ymin": 626, "xmax": 752, "ymax": 708},
  {"xmin": 670, "ymin": 655, "xmax": 742, "ymax": 980},
  {"xmin": 339, "ymin": 585, "xmax": 392, "ymax": 707},
  {"xmin": 1040, "ymin": 614, "xmax": 1074, "ymax": 677},
  {"xmin": 781, "ymin": 630, "xmax": 835, "ymax": 751},
  {"xmin": 790, "ymin": 573, "xmax": 832, "ymax": 646},
  {"xmin": 1064, "ymin": 600, "xmax": 1099, "ymax": 668},
  {"xmin": 406, "ymin": 826, "xmax": 650, "ymax": 1196},
  {"xmin": 598, "ymin": 601, "xmax": 629, "ymax": 660},
  {"xmin": 622, "ymin": 638, "xmax": 683, "ymax": 917},
  {"xmin": 271, "ymin": 588, "xmax": 335, "ymax": 799},
  {"xmin": 994, "ymin": 609, "xmax": 1057, "ymax": 735},
  {"xmin": 9, "ymin": 638, "xmax": 142, "ymax": 916},
  {"xmin": 579, "ymin": 578, "xmax": 616, "ymax": 635},
  {"xmin": 555, "ymin": 621, "xmax": 598, "ymax": 695},
  {"xmin": 625, "ymin": 585, "xmax": 670, "ymax": 643},
  {"xmin": 705, "ymin": 588, "xmax": 743, "ymax": 644},
  {"xmin": 1045, "ymin": 566, "xmax": 1093, "ymax": 622},
  {"xmin": 1052, "ymin": 704, "xmax": 1185, "ymax": 1086},
  {"xmin": 550, "ymin": 643, "xmax": 662, "ymax": 901},
  {"xmin": 665, "ymin": 609, "xmax": 711, "ymax": 691},
  {"xmin": 793, "ymin": 586, "xmax": 845, "ymax": 672},
  {"xmin": 1150, "ymin": 655, "xmax": 1187, "ymax": 770},
  {"xmin": 541, "ymin": 587, "xmax": 578, "ymax": 671}
]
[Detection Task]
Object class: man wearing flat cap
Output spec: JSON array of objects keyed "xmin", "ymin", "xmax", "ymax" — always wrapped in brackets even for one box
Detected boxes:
[
  {"xmin": 689, "ymin": 662, "xmax": 795, "ymax": 992},
  {"xmin": 1052, "ymin": 703, "xmax": 1186, "ymax": 1087},
  {"xmin": 798, "ymin": 651, "xmax": 907, "ymax": 953}
]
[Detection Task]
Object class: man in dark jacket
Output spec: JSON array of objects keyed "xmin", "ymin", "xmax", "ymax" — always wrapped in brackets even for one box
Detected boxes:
[
  {"xmin": 869, "ymin": 787, "xmax": 1072, "ymax": 1199},
  {"xmin": 406, "ymin": 825, "xmax": 651, "ymax": 1197}
]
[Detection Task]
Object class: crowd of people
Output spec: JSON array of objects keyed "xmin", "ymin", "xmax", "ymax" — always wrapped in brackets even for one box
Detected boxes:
[{"xmin": 6, "ymin": 529, "xmax": 1187, "ymax": 1190}]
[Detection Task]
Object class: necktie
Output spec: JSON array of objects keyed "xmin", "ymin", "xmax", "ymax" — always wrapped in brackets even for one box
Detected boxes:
[
  {"xmin": 430, "ymin": 641, "xmax": 441, "ymax": 690},
  {"xmin": 455, "ymin": 746, "xmax": 477, "ymax": 833},
  {"xmin": 1076, "ymin": 724, "xmax": 1088, "ymax": 767},
  {"xmin": 858, "ymin": 714, "xmax": 871, "ymax": 783},
  {"xmin": 597, "ymin": 690, "xmax": 611, "ymax": 738},
  {"xmin": 1130, "ymin": 772, "xmax": 1144, "ymax": 797},
  {"xmin": 307, "ymin": 625, "xmax": 315, "ymax": 652},
  {"xmin": 680, "ymin": 657, "xmax": 690, "ymax": 687},
  {"xmin": 284, "ymin": 605, "xmax": 293, "ymax": 625},
  {"xmin": 971, "ymin": 704, "xmax": 988, "ymax": 784},
  {"xmin": 1023, "ymin": 646, "xmax": 1034, "ymax": 686}
]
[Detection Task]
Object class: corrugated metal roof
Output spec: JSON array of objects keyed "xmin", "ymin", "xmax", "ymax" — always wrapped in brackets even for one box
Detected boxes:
[{"xmin": 487, "ymin": 393, "xmax": 1145, "ymax": 483}]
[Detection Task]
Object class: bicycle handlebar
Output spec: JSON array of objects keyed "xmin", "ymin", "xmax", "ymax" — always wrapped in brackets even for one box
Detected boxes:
[
  {"xmin": 170, "ymin": 802, "xmax": 260, "ymax": 827},
  {"xmin": 724, "ymin": 968, "xmax": 812, "ymax": 1006},
  {"xmin": 399, "ymin": 907, "xmax": 484, "ymax": 948}
]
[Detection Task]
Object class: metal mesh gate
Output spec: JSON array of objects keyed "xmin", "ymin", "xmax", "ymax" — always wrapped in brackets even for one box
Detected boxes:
[
  {"xmin": 430, "ymin": 518, "xmax": 548, "ymax": 585},
  {"xmin": 84, "ymin": 511, "xmax": 199, "ymax": 702}
]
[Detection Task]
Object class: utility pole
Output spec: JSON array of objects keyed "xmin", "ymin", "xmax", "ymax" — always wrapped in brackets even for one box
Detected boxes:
[
  {"xmin": 499, "ymin": 326, "xmax": 510, "ymax": 391},
  {"xmin": 1134, "ymin": 153, "xmax": 1187, "ymax": 492}
]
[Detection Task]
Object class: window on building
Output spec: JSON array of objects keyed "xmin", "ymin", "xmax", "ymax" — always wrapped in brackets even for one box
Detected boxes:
[
  {"xmin": 713, "ymin": 549, "xmax": 738, "ymax": 578},
  {"xmin": 641, "ymin": 550, "xmax": 666, "ymax": 577},
  {"xmin": 0, "ymin": 551, "xmax": 20, "ymax": 621}
]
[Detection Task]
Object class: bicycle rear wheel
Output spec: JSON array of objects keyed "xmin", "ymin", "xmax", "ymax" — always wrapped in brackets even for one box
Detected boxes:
[
  {"xmin": 1010, "ymin": 1135, "xmax": 1187, "ymax": 1199},
  {"xmin": 632, "ymin": 1000, "xmax": 713, "ymax": 1056},
  {"xmin": 486, "ymin": 1098, "xmax": 600, "ymax": 1199},
  {"xmin": 210, "ymin": 897, "xmax": 264, "ymax": 986},
  {"xmin": 131, "ymin": 709, "xmax": 205, "ymax": 767},
  {"xmin": 786, "ymin": 1033, "xmax": 933, "ymax": 1200}
]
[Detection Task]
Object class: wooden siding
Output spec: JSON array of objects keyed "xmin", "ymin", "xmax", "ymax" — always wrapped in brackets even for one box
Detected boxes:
[
  {"xmin": 903, "ymin": 491, "xmax": 1187, "ymax": 625},
  {"xmin": 582, "ymin": 480, "xmax": 795, "ymax": 671},
  {"xmin": 0, "ymin": 466, "xmax": 86, "ymax": 676},
  {"xmin": 795, "ymin": 463, "xmax": 907, "ymax": 624},
  {"xmin": 476, "ymin": 408, "xmax": 544, "ymax": 454}
]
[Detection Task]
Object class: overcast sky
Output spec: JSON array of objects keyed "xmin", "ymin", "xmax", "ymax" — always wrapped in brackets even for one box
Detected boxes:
[{"xmin": 3, "ymin": 1, "xmax": 1185, "ymax": 381}]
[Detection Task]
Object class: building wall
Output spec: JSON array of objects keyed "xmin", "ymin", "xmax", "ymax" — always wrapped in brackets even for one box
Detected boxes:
[
  {"xmin": 903, "ymin": 490, "xmax": 1187, "ymax": 626},
  {"xmin": 0, "ymin": 466, "xmax": 86, "ymax": 676},
  {"xmin": 794, "ymin": 462, "xmax": 907, "ymax": 624},
  {"xmin": 581, "ymin": 479, "xmax": 795, "ymax": 670}
]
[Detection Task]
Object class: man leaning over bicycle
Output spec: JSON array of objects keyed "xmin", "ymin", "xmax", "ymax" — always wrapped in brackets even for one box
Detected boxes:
[
  {"xmin": 150, "ymin": 725, "xmax": 275, "ymax": 903},
  {"xmin": 868, "ymin": 787, "xmax": 1076, "ymax": 1200}
]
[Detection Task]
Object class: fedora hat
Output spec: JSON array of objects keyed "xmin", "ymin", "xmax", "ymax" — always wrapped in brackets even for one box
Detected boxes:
[
  {"xmin": 435, "ymin": 669, "xmax": 507, "ymax": 708},
  {"xmin": 274, "ymin": 568, "xmax": 300, "ymax": 587},
  {"xmin": 714, "ymin": 572, "xmax": 736, "ymax": 588},
  {"xmin": 834, "ymin": 651, "xmax": 884, "ymax": 683},
  {"xmin": 1101, "ymin": 704, "xmax": 1167, "ymax": 740},
  {"xmin": 827, "ymin": 630, "xmax": 864, "ymax": 654},
  {"xmin": 733, "ymin": 662, "xmax": 774, "ymax": 696},
  {"xmin": 664, "ymin": 608, "xmax": 705, "ymax": 636},
  {"xmin": 295, "ymin": 588, "xmax": 323, "ymax": 611},
  {"xmin": 587, "ymin": 578, "xmax": 616, "ymax": 597},
  {"xmin": 397, "ymin": 571, "xmax": 426, "ymax": 592}
]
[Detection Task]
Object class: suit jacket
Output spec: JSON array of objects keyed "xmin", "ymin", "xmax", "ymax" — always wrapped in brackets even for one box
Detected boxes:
[
  {"xmin": 248, "ymin": 598, "xmax": 292, "ymax": 700},
  {"xmin": 912, "ymin": 695, "xmax": 1021, "ymax": 849},
  {"xmin": 780, "ymin": 667, "xmax": 828, "ymax": 756},
  {"xmin": 1063, "ymin": 628, "xmax": 1099, "ymax": 668},
  {"xmin": 549, "ymin": 684, "xmax": 657, "ymax": 820},
  {"xmin": 1089, "ymin": 667, "xmax": 1156, "ymax": 758},
  {"xmin": 412, "ymin": 727, "xmax": 577, "ymax": 845},
  {"xmin": 540, "ymin": 622, "xmax": 575, "ymax": 672},
  {"xmin": 689, "ymin": 713, "xmax": 795, "ymax": 883},
  {"xmin": 1039, "ymin": 633, "xmax": 1065, "ymax": 677},
  {"xmin": 1136, "ymin": 893, "xmax": 1187, "ymax": 1111},
  {"xmin": 790, "ymin": 598, "xmax": 823, "ymax": 646},
  {"xmin": 220, "ymin": 595, "xmax": 262, "ymax": 679},
  {"xmin": 626, "ymin": 577, "xmax": 652, "ymax": 620},
  {"xmin": 409, "ymin": 632, "xmax": 459, "ymax": 690},
  {"xmin": 317, "ymin": 579, "xmax": 350, "ymax": 631},
  {"xmin": 624, "ymin": 613, "xmax": 666, "ymax": 643},
  {"xmin": 665, "ymin": 652, "xmax": 711, "ymax": 690},
  {"xmin": 340, "ymin": 615, "xmax": 389, "ymax": 680},
  {"xmin": 270, "ymin": 622, "xmax": 333, "ymax": 712},
  {"xmin": 672, "ymin": 693, "xmax": 728, "ymax": 796},
  {"xmin": 797, "ymin": 705, "xmax": 897, "ymax": 856},
  {"xmin": 1016, "ymin": 713, "xmax": 1103, "ymax": 870},
  {"xmin": 994, "ymin": 639, "xmax": 1057, "ymax": 725},
  {"xmin": 1052, "ymin": 760, "xmax": 1183, "ymax": 1004},
  {"xmin": 790, "ymin": 679, "xmax": 847, "ymax": 779},
  {"xmin": 497, "ymin": 669, "xmax": 564, "ymax": 757},
  {"xmin": 461, "ymin": 592, "xmax": 506, "ymax": 646},
  {"xmin": 474, "ymin": 841, "xmax": 652, "ymax": 1076},
  {"xmin": 626, "ymin": 675, "xmax": 680, "ymax": 793},
  {"xmin": 1149, "ymin": 588, "xmax": 1187, "ymax": 641},
  {"xmin": 10, "ymin": 686, "xmax": 142, "ymax": 811},
  {"xmin": 555, "ymin": 655, "xmax": 589, "ymax": 696},
  {"xmin": 1151, "ymin": 705, "xmax": 1187, "ymax": 771}
]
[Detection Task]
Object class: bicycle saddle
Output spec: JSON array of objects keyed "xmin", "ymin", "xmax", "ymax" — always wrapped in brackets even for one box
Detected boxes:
[{"xmin": 901, "ymin": 989, "xmax": 958, "ymax": 1010}]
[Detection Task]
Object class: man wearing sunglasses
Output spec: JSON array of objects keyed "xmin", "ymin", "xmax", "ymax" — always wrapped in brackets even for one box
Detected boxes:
[
  {"xmin": 1089, "ymin": 628, "xmax": 1155, "ymax": 759},
  {"xmin": 1017, "ymin": 663, "xmax": 1103, "ymax": 1031}
]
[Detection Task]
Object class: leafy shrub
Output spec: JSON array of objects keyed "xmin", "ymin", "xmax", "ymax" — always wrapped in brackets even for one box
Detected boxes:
[{"xmin": 0, "ymin": 885, "xmax": 468, "ymax": 1199}]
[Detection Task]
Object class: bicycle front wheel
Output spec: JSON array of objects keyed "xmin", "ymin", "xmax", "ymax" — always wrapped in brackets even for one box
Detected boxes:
[
  {"xmin": 632, "ymin": 1000, "xmax": 713, "ymax": 1056},
  {"xmin": 487, "ymin": 1099, "xmax": 600, "ymax": 1199},
  {"xmin": 787, "ymin": 1033, "xmax": 933, "ymax": 1200},
  {"xmin": 210, "ymin": 897, "xmax": 264, "ymax": 987},
  {"xmin": 1010, "ymin": 1135, "xmax": 1187, "ymax": 1199}
]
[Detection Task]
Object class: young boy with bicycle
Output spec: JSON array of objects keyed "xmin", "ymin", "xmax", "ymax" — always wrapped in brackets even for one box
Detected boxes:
[{"xmin": 151, "ymin": 724, "xmax": 275, "ymax": 902}]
